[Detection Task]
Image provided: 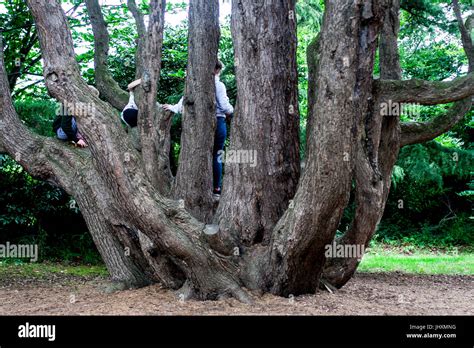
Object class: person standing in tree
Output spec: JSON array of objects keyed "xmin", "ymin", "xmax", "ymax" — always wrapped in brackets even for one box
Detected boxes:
[{"xmin": 163, "ymin": 60, "xmax": 234, "ymax": 197}]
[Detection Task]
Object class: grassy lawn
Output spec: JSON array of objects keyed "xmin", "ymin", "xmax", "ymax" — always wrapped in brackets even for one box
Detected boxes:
[
  {"xmin": 359, "ymin": 245, "xmax": 474, "ymax": 275},
  {"xmin": 0, "ymin": 245, "xmax": 473, "ymax": 279},
  {"xmin": 0, "ymin": 261, "xmax": 108, "ymax": 279}
]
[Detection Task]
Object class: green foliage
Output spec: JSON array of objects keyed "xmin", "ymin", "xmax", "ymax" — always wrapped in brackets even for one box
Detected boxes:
[
  {"xmin": 0, "ymin": 153, "xmax": 101, "ymax": 264},
  {"xmin": 378, "ymin": 142, "xmax": 473, "ymax": 247},
  {"xmin": 14, "ymin": 99, "xmax": 58, "ymax": 136}
]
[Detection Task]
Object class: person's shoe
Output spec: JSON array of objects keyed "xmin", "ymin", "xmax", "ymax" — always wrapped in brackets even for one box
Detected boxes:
[{"xmin": 213, "ymin": 188, "xmax": 221, "ymax": 199}]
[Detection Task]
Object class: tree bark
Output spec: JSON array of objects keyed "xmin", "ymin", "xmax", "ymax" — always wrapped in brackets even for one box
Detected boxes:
[
  {"xmin": 172, "ymin": 0, "xmax": 220, "ymax": 222},
  {"xmin": 323, "ymin": 0, "xmax": 401, "ymax": 287},
  {"xmin": 323, "ymin": 0, "xmax": 473, "ymax": 288},
  {"xmin": 134, "ymin": 0, "xmax": 174, "ymax": 194},
  {"xmin": 216, "ymin": 0, "xmax": 300, "ymax": 246},
  {"xmin": 305, "ymin": 34, "xmax": 320, "ymax": 160},
  {"xmin": 262, "ymin": 0, "xmax": 389, "ymax": 296},
  {"xmin": 14, "ymin": 0, "xmax": 250, "ymax": 300},
  {"xmin": 0, "ymin": 36, "xmax": 154, "ymax": 287},
  {"xmin": 2, "ymin": 0, "xmax": 474, "ymax": 301},
  {"xmin": 85, "ymin": 0, "xmax": 129, "ymax": 110}
]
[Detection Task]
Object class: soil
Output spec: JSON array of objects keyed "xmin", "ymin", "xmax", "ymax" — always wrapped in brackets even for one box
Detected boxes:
[{"xmin": 0, "ymin": 272, "xmax": 472, "ymax": 315}]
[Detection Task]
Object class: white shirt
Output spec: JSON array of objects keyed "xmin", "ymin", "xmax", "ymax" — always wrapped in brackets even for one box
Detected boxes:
[{"xmin": 168, "ymin": 76, "xmax": 234, "ymax": 118}]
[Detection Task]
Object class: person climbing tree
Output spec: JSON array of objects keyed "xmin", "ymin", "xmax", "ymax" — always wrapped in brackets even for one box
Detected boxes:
[
  {"xmin": 120, "ymin": 80, "xmax": 142, "ymax": 128},
  {"xmin": 163, "ymin": 60, "xmax": 234, "ymax": 198},
  {"xmin": 52, "ymin": 85, "xmax": 100, "ymax": 148}
]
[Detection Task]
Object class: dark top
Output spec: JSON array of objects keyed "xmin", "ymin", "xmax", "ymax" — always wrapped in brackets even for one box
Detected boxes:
[{"xmin": 52, "ymin": 115, "xmax": 79, "ymax": 143}]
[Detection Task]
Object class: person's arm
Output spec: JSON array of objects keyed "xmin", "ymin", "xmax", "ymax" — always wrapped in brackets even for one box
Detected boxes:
[
  {"xmin": 60, "ymin": 115, "xmax": 79, "ymax": 143},
  {"xmin": 216, "ymin": 81, "xmax": 234, "ymax": 115},
  {"xmin": 163, "ymin": 97, "xmax": 183, "ymax": 114}
]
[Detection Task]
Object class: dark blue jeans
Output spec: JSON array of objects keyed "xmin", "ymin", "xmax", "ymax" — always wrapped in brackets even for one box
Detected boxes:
[{"xmin": 213, "ymin": 117, "xmax": 227, "ymax": 190}]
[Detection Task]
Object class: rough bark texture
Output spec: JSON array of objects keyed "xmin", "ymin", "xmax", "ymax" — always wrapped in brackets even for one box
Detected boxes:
[
  {"xmin": 323, "ymin": 0, "xmax": 401, "ymax": 287},
  {"xmin": 216, "ymin": 0, "xmax": 301, "ymax": 246},
  {"xmin": 323, "ymin": 0, "xmax": 473, "ymax": 288},
  {"xmin": 6, "ymin": 0, "xmax": 249, "ymax": 300},
  {"xmin": 134, "ymin": 0, "xmax": 174, "ymax": 194},
  {"xmin": 0, "ymin": 33, "xmax": 152, "ymax": 287},
  {"xmin": 261, "ymin": 0, "xmax": 389, "ymax": 296},
  {"xmin": 172, "ymin": 0, "xmax": 220, "ymax": 222},
  {"xmin": 127, "ymin": 0, "xmax": 147, "ymax": 79},
  {"xmin": 305, "ymin": 34, "xmax": 320, "ymax": 160},
  {"xmin": 85, "ymin": 0, "xmax": 129, "ymax": 110},
  {"xmin": 376, "ymin": 73, "xmax": 474, "ymax": 105}
]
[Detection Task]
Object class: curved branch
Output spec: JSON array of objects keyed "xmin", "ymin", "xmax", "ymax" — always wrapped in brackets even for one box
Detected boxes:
[
  {"xmin": 398, "ymin": 2, "xmax": 474, "ymax": 147},
  {"xmin": 85, "ymin": 0, "xmax": 129, "ymax": 110},
  {"xmin": 0, "ymin": 33, "xmax": 87, "ymax": 193},
  {"xmin": 400, "ymin": 98, "xmax": 472, "ymax": 146},
  {"xmin": 375, "ymin": 73, "xmax": 474, "ymax": 105}
]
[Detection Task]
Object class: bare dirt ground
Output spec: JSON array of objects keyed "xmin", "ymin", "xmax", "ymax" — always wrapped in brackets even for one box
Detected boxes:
[{"xmin": 0, "ymin": 272, "xmax": 472, "ymax": 315}]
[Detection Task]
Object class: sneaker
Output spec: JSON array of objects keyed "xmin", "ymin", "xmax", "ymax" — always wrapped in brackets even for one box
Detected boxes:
[{"xmin": 213, "ymin": 188, "xmax": 221, "ymax": 199}]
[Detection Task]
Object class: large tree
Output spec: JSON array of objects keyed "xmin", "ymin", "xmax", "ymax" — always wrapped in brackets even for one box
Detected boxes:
[{"xmin": 0, "ymin": 0, "xmax": 472, "ymax": 300}]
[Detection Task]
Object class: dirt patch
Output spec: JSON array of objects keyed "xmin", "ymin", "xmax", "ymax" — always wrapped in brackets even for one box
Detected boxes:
[{"xmin": 0, "ymin": 272, "xmax": 472, "ymax": 315}]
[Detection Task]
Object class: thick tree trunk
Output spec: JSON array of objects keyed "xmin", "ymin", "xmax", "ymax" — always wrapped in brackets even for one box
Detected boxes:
[
  {"xmin": 2, "ymin": 0, "xmax": 474, "ymax": 301},
  {"xmin": 216, "ymin": 0, "xmax": 300, "ymax": 246},
  {"xmin": 172, "ymin": 0, "xmax": 220, "ymax": 222},
  {"xmin": 305, "ymin": 34, "xmax": 320, "ymax": 159},
  {"xmin": 262, "ymin": 0, "xmax": 389, "ymax": 296},
  {"xmin": 134, "ymin": 0, "xmax": 174, "ymax": 194},
  {"xmin": 322, "ymin": 0, "xmax": 401, "ymax": 288}
]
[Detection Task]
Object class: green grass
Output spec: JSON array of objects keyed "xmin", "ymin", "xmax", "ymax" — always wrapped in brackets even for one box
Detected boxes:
[
  {"xmin": 359, "ymin": 247, "xmax": 474, "ymax": 275},
  {"xmin": 0, "ymin": 261, "xmax": 108, "ymax": 279},
  {"xmin": 1, "ymin": 244, "xmax": 473, "ymax": 280}
]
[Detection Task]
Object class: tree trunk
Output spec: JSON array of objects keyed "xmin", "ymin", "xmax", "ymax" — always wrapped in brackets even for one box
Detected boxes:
[
  {"xmin": 322, "ymin": 0, "xmax": 402, "ymax": 288},
  {"xmin": 263, "ymin": 0, "xmax": 389, "ymax": 296},
  {"xmin": 1, "ymin": 0, "xmax": 473, "ymax": 301},
  {"xmin": 172, "ymin": 0, "xmax": 220, "ymax": 222},
  {"xmin": 216, "ymin": 0, "xmax": 300, "ymax": 246},
  {"xmin": 85, "ymin": 0, "xmax": 129, "ymax": 110}
]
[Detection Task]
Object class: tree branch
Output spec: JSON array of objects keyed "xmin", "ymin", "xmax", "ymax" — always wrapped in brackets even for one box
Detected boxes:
[
  {"xmin": 398, "ymin": 2, "xmax": 474, "ymax": 147},
  {"xmin": 127, "ymin": 0, "xmax": 147, "ymax": 78},
  {"xmin": 400, "ymin": 98, "xmax": 472, "ymax": 146},
  {"xmin": 453, "ymin": 0, "xmax": 474, "ymax": 71},
  {"xmin": 0, "ymin": 33, "xmax": 86, "ymax": 192},
  {"xmin": 85, "ymin": 0, "xmax": 129, "ymax": 110},
  {"xmin": 12, "ymin": 79, "xmax": 43, "ymax": 98},
  {"xmin": 134, "ymin": 0, "xmax": 173, "ymax": 193},
  {"xmin": 375, "ymin": 73, "xmax": 474, "ymax": 105}
]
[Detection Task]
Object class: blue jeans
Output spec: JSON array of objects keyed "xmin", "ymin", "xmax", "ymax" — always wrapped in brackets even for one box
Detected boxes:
[
  {"xmin": 213, "ymin": 117, "xmax": 227, "ymax": 190},
  {"xmin": 56, "ymin": 117, "xmax": 77, "ymax": 140}
]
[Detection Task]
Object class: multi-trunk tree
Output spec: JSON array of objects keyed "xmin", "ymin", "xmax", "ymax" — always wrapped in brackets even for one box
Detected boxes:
[{"xmin": 0, "ymin": 0, "xmax": 472, "ymax": 300}]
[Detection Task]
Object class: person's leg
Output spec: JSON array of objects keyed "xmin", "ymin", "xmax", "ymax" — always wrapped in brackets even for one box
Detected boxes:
[{"xmin": 213, "ymin": 117, "xmax": 227, "ymax": 193}]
